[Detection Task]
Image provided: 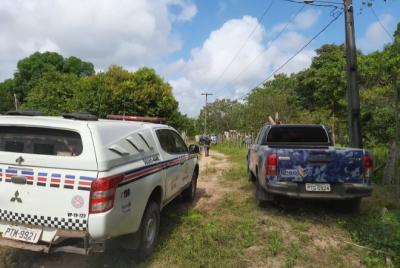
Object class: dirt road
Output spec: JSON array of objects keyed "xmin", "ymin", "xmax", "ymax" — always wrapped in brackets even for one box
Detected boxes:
[{"xmin": 194, "ymin": 151, "xmax": 233, "ymax": 211}]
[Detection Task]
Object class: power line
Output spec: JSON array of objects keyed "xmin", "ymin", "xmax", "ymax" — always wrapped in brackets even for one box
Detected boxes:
[
  {"xmin": 207, "ymin": 0, "xmax": 275, "ymax": 91},
  {"xmin": 230, "ymin": 4, "xmax": 306, "ymax": 85},
  {"xmin": 281, "ymin": 0, "xmax": 342, "ymax": 17},
  {"xmin": 281, "ymin": 0, "xmax": 340, "ymax": 8},
  {"xmin": 311, "ymin": 0, "xmax": 342, "ymax": 4},
  {"xmin": 239, "ymin": 10, "xmax": 343, "ymax": 100},
  {"xmin": 370, "ymin": 7, "xmax": 393, "ymax": 41}
]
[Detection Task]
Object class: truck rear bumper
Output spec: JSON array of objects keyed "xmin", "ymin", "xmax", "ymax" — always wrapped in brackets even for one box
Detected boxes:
[
  {"xmin": 265, "ymin": 181, "xmax": 373, "ymax": 200},
  {"xmin": 0, "ymin": 229, "xmax": 105, "ymax": 255}
]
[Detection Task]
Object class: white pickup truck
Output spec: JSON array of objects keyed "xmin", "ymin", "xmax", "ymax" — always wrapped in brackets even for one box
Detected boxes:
[{"xmin": 0, "ymin": 112, "xmax": 199, "ymax": 257}]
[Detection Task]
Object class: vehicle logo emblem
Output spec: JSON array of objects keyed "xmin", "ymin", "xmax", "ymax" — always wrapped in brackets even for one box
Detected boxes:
[
  {"xmin": 10, "ymin": 191, "xmax": 22, "ymax": 203},
  {"xmin": 15, "ymin": 156, "xmax": 24, "ymax": 165},
  {"xmin": 71, "ymin": 195, "xmax": 84, "ymax": 209}
]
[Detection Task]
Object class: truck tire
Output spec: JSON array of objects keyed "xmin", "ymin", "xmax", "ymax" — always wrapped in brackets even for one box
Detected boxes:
[
  {"xmin": 182, "ymin": 168, "xmax": 198, "ymax": 202},
  {"xmin": 137, "ymin": 201, "xmax": 160, "ymax": 259}
]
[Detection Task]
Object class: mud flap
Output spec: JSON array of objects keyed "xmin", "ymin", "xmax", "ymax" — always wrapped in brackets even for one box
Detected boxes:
[{"xmin": 256, "ymin": 180, "xmax": 274, "ymax": 202}]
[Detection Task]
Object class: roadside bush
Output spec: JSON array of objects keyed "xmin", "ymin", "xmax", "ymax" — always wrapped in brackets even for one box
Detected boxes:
[
  {"xmin": 366, "ymin": 143, "xmax": 389, "ymax": 184},
  {"xmin": 343, "ymin": 187, "xmax": 400, "ymax": 267}
]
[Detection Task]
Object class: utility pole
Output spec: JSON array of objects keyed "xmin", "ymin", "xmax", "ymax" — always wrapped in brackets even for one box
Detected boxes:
[
  {"xmin": 344, "ymin": 0, "xmax": 362, "ymax": 148},
  {"xmin": 303, "ymin": 0, "xmax": 361, "ymax": 147},
  {"xmin": 201, "ymin": 92, "xmax": 213, "ymax": 135}
]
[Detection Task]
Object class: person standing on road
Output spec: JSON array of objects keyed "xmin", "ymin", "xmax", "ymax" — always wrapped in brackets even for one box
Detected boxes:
[{"xmin": 204, "ymin": 135, "xmax": 211, "ymax": 157}]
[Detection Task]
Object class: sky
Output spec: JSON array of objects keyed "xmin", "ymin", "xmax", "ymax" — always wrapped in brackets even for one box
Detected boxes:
[{"xmin": 0, "ymin": 0, "xmax": 399, "ymax": 117}]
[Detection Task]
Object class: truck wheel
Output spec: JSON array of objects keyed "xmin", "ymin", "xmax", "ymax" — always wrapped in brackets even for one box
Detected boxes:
[
  {"xmin": 182, "ymin": 169, "xmax": 198, "ymax": 202},
  {"xmin": 137, "ymin": 201, "xmax": 160, "ymax": 259}
]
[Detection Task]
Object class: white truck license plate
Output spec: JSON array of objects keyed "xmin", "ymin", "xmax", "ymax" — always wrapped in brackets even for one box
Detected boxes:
[
  {"xmin": 2, "ymin": 225, "xmax": 42, "ymax": 243},
  {"xmin": 305, "ymin": 183, "xmax": 331, "ymax": 192}
]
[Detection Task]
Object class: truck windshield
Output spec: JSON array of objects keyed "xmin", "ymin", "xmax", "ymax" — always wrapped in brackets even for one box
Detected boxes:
[
  {"xmin": 266, "ymin": 126, "xmax": 330, "ymax": 145},
  {"xmin": 0, "ymin": 126, "xmax": 83, "ymax": 156}
]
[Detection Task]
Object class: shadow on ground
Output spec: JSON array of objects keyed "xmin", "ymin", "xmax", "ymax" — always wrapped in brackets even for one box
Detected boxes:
[{"xmin": 245, "ymin": 182, "xmax": 369, "ymax": 225}]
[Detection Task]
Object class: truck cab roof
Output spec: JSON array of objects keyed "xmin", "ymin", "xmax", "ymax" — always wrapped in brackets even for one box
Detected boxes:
[{"xmin": 0, "ymin": 115, "xmax": 174, "ymax": 171}]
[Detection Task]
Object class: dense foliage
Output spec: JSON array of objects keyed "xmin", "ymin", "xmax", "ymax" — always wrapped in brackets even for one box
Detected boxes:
[{"xmin": 0, "ymin": 52, "xmax": 191, "ymax": 132}]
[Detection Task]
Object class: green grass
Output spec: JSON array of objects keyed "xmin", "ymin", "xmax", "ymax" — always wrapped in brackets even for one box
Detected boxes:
[
  {"xmin": 212, "ymin": 143, "xmax": 400, "ymax": 267},
  {"xmin": 144, "ymin": 194, "xmax": 263, "ymax": 267},
  {"xmin": 212, "ymin": 143, "xmax": 247, "ymax": 181},
  {"xmin": 284, "ymin": 241, "xmax": 300, "ymax": 268},
  {"xmin": 212, "ymin": 143, "xmax": 248, "ymax": 165},
  {"xmin": 265, "ymin": 230, "xmax": 283, "ymax": 256}
]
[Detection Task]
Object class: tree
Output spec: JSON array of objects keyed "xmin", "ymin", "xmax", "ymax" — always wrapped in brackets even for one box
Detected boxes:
[
  {"xmin": 62, "ymin": 56, "xmax": 95, "ymax": 77},
  {"xmin": 68, "ymin": 74, "xmax": 112, "ymax": 118},
  {"xmin": 23, "ymin": 72, "xmax": 80, "ymax": 115},
  {"xmin": 295, "ymin": 44, "xmax": 347, "ymax": 114},
  {"xmin": 197, "ymin": 99, "xmax": 245, "ymax": 134},
  {"xmin": 0, "ymin": 79, "xmax": 15, "ymax": 112},
  {"xmin": 244, "ymin": 74, "xmax": 300, "ymax": 134},
  {"xmin": 104, "ymin": 66, "xmax": 179, "ymax": 119},
  {"xmin": 12, "ymin": 52, "xmax": 94, "ymax": 102}
]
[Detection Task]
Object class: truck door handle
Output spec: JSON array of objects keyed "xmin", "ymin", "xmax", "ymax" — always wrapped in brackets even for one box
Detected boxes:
[{"xmin": 11, "ymin": 176, "xmax": 27, "ymax": 185}]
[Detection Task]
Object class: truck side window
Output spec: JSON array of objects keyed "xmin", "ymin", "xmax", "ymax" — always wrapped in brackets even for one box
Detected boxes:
[
  {"xmin": 256, "ymin": 127, "xmax": 267, "ymax": 145},
  {"xmin": 260, "ymin": 127, "xmax": 270, "ymax": 145},
  {"xmin": 156, "ymin": 129, "xmax": 188, "ymax": 154}
]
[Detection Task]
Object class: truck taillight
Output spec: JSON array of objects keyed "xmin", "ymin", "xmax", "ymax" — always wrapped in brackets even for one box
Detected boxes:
[
  {"xmin": 90, "ymin": 174, "xmax": 124, "ymax": 214},
  {"xmin": 363, "ymin": 155, "xmax": 373, "ymax": 178},
  {"xmin": 265, "ymin": 154, "xmax": 277, "ymax": 176}
]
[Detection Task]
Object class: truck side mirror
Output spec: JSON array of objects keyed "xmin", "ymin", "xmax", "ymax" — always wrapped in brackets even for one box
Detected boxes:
[{"xmin": 188, "ymin": 144, "xmax": 200, "ymax": 154}]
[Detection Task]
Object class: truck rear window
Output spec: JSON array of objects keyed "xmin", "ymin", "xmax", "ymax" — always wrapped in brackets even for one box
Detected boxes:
[
  {"xmin": 0, "ymin": 126, "xmax": 83, "ymax": 156},
  {"xmin": 266, "ymin": 126, "xmax": 329, "ymax": 145}
]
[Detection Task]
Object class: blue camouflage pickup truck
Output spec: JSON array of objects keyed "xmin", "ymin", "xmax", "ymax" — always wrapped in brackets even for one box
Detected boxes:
[{"xmin": 247, "ymin": 124, "xmax": 373, "ymax": 210}]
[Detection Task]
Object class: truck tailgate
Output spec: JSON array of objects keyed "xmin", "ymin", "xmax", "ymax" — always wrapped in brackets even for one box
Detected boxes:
[
  {"xmin": 277, "ymin": 148, "xmax": 364, "ymax": 183},
  {"xmin": 0, "ymin": 124, "xmax": 98, "ymax": 235},
  {"xmin": 0, "ymin": 166, "xmax": 97, "ymax": 232}
]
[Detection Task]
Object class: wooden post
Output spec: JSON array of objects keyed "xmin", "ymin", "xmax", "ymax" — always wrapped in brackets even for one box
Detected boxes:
[{"xmin": 344, "ymin": 0, "xmax": 362, "ymax": 148}]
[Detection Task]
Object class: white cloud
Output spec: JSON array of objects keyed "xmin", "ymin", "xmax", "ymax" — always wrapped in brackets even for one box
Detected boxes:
[
  {"xmin": 164, "ymin": 16, "xmax": 316, "ymax": 116},
  {"xmin": 166, "ymin": 0, "xmax": 198, "ymax": 21},
  {"xmin": 359, "ymin": 13, "xmax": 394, "ymax": 52},
  {"xmin": 271, "ymin": 8, "xmax": 321, "ymax": 33},
  {"xmin": 0, "ymin": 0, "xmax": 197, "ymax": 80},
  {"xmin": 293, "ymin": 9, "xmax": 321, "ymax": 29},
  {"xmin": 169, "ymin": 77, "xmax": 202, "ymax": 116}
]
